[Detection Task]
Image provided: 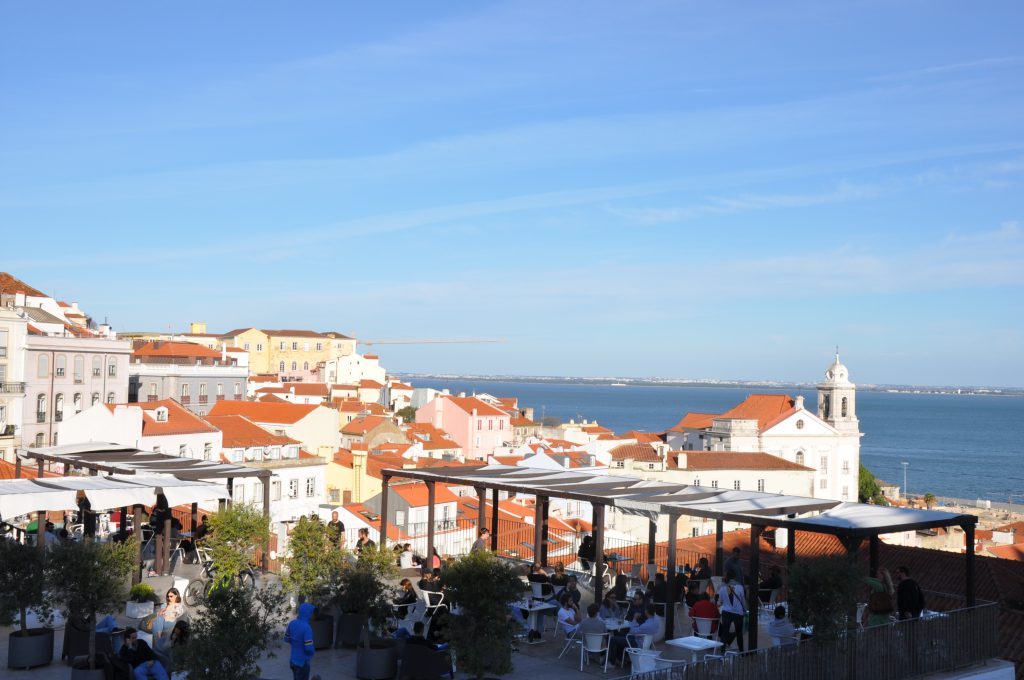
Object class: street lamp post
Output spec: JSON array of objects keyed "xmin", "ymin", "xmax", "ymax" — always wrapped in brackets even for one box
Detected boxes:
[{"xmin": 901, "ymin": 462, "xmax": 909, "ymax": 501}]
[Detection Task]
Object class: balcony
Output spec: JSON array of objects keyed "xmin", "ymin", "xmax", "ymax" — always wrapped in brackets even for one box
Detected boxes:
[
  {"xmin": 0, "ymin": 382, "xmax": 25, "ymax": 394},
  {"xmin": 55, "ymin": 412, "xmax": 63, "ymax": 422},
  {"xmin": 216, "ymin": 395, "xmax": 225, "ymax": 401},
  {"xmin": 180, "ymin": 396, "xmax": 191, "ymax": 405},
  {"xmin": 198, "ymin": 395, "xmax": 208, "ymax": 404},
  {"xmin": 147, "ymin": 395, "xmax": 158, "ymax": 402},
  {"xmin": 36, "ymin": 412, "xmax": 46, "ymax": 423},
  {"xmin": 1, "ymin": 424, "xmax": 15, "ymax": 438}
]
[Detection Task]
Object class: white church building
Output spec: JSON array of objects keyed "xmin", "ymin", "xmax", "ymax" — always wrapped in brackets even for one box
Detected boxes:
[{"xmin": 666, "ymin": 354, "xmax": 861, "ymax": 502}]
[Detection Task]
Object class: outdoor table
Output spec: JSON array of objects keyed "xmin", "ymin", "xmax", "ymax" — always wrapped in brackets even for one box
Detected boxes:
[
  {"xmin": 665, "ymin": 635, "xmax": 724, "ymax": 662},
  {"xmin": 604, "ymin": 553, "xmax": 634, "ymax": 574},
  {"xmin": 601, "ymin": 617, "xmax": 630, "ymax": 633},
  {"xmin": 515, "ymin": 600, "xmax": 557, "ymax": 643}
]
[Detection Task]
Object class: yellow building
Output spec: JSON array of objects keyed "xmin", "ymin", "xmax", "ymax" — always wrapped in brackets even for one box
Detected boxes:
[{"xmin": 219, "ymin": 328, "xmax": 355, "ymax": 375}]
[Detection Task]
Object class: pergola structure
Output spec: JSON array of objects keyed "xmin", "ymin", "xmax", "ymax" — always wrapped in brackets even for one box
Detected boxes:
[
  {"xmin": 12, "ymin": 443, "xmax": 273, "ymax": 574},
  {"xmin": 379, "ymin": 465, "xmax": 979, "ymax": 648}
]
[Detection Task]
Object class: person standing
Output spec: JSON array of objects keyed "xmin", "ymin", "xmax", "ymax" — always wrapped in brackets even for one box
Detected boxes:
[
  {"xmin": 723, "ymin": 548, "xmax": 744, "ymax": 584},
  {"xmin": 285, "ymin": 602, "xmax": 316, "ymax": 680},
  {"xmin": 355, "ymin": 527, "xmax": 375, "ymax": 554},
  {"xmin": 895, "ymin": 566, "xmax": 925, "ymax": 620},
  {"xmin": 471, "ymin": 528, "xmax": 490, "ymax": 553},
  {"xmin": 718, "ymin": 570, "xmax": 746, "ymax": 651},
  {"xmin": 327, "ymin": 511, "xmax": 345, "ymax": 548},
  {"xmin": 76, "ymin": 491, "xmax": 96, "ymax": 539}
]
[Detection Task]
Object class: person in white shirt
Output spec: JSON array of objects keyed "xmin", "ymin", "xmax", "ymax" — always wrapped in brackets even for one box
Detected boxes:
[
  {"xmin": 767, "ymin": 605, "xmax": 797, "ymax": 646},
  {"xmin": 718, "ymin": 570, "xmax": 746, "ymax": 651},
  {"xmin": 556, "ymin": 594, "xmax": 580, "ymax": 637}
]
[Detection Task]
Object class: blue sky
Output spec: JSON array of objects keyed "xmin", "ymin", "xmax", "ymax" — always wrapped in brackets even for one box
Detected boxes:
[{"xmin": 2, "ymin": 1, "xmax": 1022, "ymax": 387}]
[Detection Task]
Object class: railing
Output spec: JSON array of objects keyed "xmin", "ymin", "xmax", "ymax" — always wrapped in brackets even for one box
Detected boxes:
[
  {"xmin": 0, "ymin": 381, "xmax": 26, "ymax": 394},
  {"xmin": 36, "ymin": 411, "xmax": 46, "ymax": 423},
  {"xmin": 180, "ymin": 395, "xmax": 190, "ymax": 404},
  {"xmin": 198, "ymin": 395, "xmax": 208, "ymax": 404},
  {"xmin": 628, "ymin": 601, "xmax": 999, "ymax": 680}
]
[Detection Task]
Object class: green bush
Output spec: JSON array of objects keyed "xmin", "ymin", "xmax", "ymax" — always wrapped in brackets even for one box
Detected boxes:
[
  {"xmin": 283, "ymin": 516, "xmax": 347, "ymax": 608},
  {"xmin": 334, "ymin": 544, "xmax": 396, "ymax": 632},
  {"xmin": 0, "ymin": 540, "xmax": 51, "ymax": 633},
  {"xmin": 206, "ymin": 504, "xmax": 270, "ymax": 588},
  {"xmin": 787, "ymin": 555, "xmax": 861, "ymax": 639},
  {"xmin": 128, "ymin": 583, "xmax": 162, "ymax": 604},
  {"xmin": 441, "ymin": 551, "xmax": 525, "ymax": 679}
]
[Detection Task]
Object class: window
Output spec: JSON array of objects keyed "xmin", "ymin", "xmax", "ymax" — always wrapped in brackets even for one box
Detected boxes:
[
  {"xmin": 477, "ymin": 420, "xmax": 482, "ymax": 430},
  {"xmin": 820, "ymin": 456, "xmax": 828, "ymax": 470},
  {"xmin": 488, "ymin": 420, "xmax": 493, "ymax": 430},
  {"xmin": 757, "ymin": 479, "xmax": 765, "ymax": 492},
  {"xmin": 179, "ymin": 444, "xmax": 187, "ymax": 456},
  {"xmin": 0, "ymin": 329, "xmax": 6, "ymax": 356},
  {"xmin": 203, "ymin": 442, "xmax": 212, "ymax": 460},
  {"xmin": 73, "ymin": 356, "xmax": 84, "ymax": 383},
  {"xmin": 842, "ymin": 460, "xmax": 850, "ymax": 474},
  {"xmin": 279, "ymin": 362, "xmax": 285, "ymax": 372},
  {"xmin": 290, "ymin": 361, "xmax": 297, "ymax": 371},
  {"xmin": 795, "ymin": 419, "xmax": 804, "ymax": 430},
  {"xmin": 254, "ymin": 481, "xmax": 263, "ymax": 503},
  {"xmin": 306, "ymin": 477, "xmax": 315, "ymax": 497},
  {"xmin": 149, "ymin": 383, "xmax": 158, "ymax": 400},
  {"xmin": 256, "ymin": 344, "xmax": 263, "ymax": 352},
  {"xmin": 73, "ymin": 393, "xmax": 82, "ymax": 414},
  {"xmin": 499, "ymin": 420, "xmax": 504, "ymax": 430},
  {"xmin": 796, "ymin": 451, "xmax": 804, "ymax": 465},
  {"xmin": 37, "ymin": 355, "xmax": 49, "ymax": 378},
  {"xmin": 819, "ymin": 478, "xmax": 827, "ymax": 490},
  {"xmin": 234, "ymin": 383, "xmax": 242, "ymax": 398},
  {"xmin": 303, "ymin": 342, "xmax": 309, "ymax": 352},
  {"xmin": 316, "ymin": 342, "xmax": 323, "ymax": 351},
  {"xmin": 216, "ymin": 383, "xmax": 224, "ymax": 400},
  {"xmin": 92, "ymin": 356, "xmax": 102, "ymax": 377},
  {"xmin": 302, "ymin": 361, "xmax": 308, "ymax": 370},
  {"xmin": 91, "ymin": 392, "xmax": 100, "ymax": 405},
  {"xmin": 55, "ymin": 355, "xmax": 66, "ymax": 377},
  {"xmin": 35, "ymin": 433, "xmax": 44, "ymax": 446},
  {"xmin": 36, "ymin": 393, "xmax": 46, "ymax": 422},
  {"xmin": 288, "ymin": 479, "xmax": 299, "ymax": 499},
  {"xmin": 842, "ymin": 486, "xmax": 849, "ymax": 500},
  {"xmin": 272, "ymin": 481, "xmax": 282, "ymax": 501},
  {"xmin": 108, "ymin": 360, "xmax": 117, "ymax": 377},
  {"xmin": 396, "ymin": 510, "xmax": 405, "ymax": 526},
  {"xmin": 106, "ymin": 392, "xmax": 115, "ymax": 404},
  {"xmin": 647, "ymin": 463, "xmax": 655, "ymax": 469},
  {"xmin": 181, "ymin": 383, "xmax": 190, "ymax": 403},
  {"xmin": 733, "ymin": 480, "xmax": 740, "ymax": 490},
  {"xmin": 235, "ymin": 485, "xmax": 245, "ymax": 503},
  {"xmin": 693, "ymin": 478, "xmax": 700, "ymax": 486},
  {"xmin": 243, "ymin": 343, "xmax": 250, "ymax": 351},
  {"xmin": 269, "ymin": 446, "xmax": 281, "ymax": 459},
  {"xmin": 711, "ymin": 480, "xmax": 718, "ymax": 488},
  {"xmin": 279, "ymin": 341, "xmax": 285, "ymax": 350},
  {"xmin": 54, "ymin": 394, "xmax": 64, "ymax": 422},
  {"xmin": 292, "ymin": 342, "xmax": 298, "ymax": 351},
  {"xmin": 841, "ymin": 397, "xmax": 848, "ymax": 418},
  {"xmin": 614, "ymin": 461, "xmax": 624, "ymax": 469},
  {"xmin": 153, "ymin": 446, "xmax": 161, "ymax": 454}
]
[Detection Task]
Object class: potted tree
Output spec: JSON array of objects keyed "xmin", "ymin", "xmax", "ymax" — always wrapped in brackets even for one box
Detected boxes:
[
  {"xmin": 204, "ymin": 504, "xmax": 270, "ymax": 590},
  {"xmin": 47, "ymin": 540, "xmax": 136, "ymax": 679},
  {"xmin": 787, "ymin": 555, "xmax": 861, "ymax": 640},
  {"xmin": 176, "ymin": 583, "xmax": 287, "ymax": 680},
  {"xmin": 441, "ymin": 550, "xmax": 524, "ymax": 680},
  {"xmin": 0, "ymin": 539, "xmax": 54, "ymax": 669},
  {"xmin": 125, "ymin": 583, "xmax": 161, "ymax": 619},
  {"xmin": 283, "ymin": 516, "xmax": 347, "ymax": 649},
  {"xmin": 334, "ymin": 545, "xmax": 398, "ymax": 679}
]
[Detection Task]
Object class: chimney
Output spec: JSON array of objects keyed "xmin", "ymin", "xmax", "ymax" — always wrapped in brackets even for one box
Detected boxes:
[
  {"xmin": 794, "ymin": 395, "xmax": 805, "ymax": 410},
  {"xmin": 676, "ymin": 451, "xmax": 687, "ymax": 469}
]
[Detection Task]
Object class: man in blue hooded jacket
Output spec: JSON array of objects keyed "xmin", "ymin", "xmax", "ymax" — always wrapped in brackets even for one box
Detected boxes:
[{"xmin": 285, "ymin": 602, "xmax": 315, "ymax": 680}]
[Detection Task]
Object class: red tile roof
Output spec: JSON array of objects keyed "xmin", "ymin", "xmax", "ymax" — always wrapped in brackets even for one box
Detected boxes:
[
  {"xmin": 391, "ymin": 482, "xmax": 460, "ymax": 507},
  {"xmin": 133, "ymin": 341, "xmax": 222, "ymax": 359},
  {"xmin": 249, "ymin": 375, "xmax": 280, "ymax": 383},
  {"xmin": 287, "ymin": 383, "xmax": 329, "ymax": 397},
  {"xmin": 341, "ymin": 415, "xmax": 388, "ymax": 435},
  {"xmin": 0, "ymin": 272, "xmax": 46, "ymax": 297},
  {"xmin": 204, "ymin": 414, "xmax": 300, "ymax": 448},
  {"xmin": 624, "ymin": 430, "xmax": 664, "ymax": 443},
  {"xmin": 0, "ymin": 459, "xmax": 60, "ymax": 479},
  {"xmin": 258, "ymin": 393, "xmax": 288, "ymax": 403},
  {"xmin": 106, "ymin": 399, "xmax": 220, "ymax": 436},
  {"xmin": 718, "ymin": 394, "xmax": 796, "ymax": 430},
  {"xmin": 359, "ymin": 379, "xmax": 385, "ymax": 389},
  {"xmin": 444, "ymin": 396, "xmax": 508, "ymax": 418},
  {"xmin": 669, "ymin": 412, "xmax": 718, "ymax": 432},
  {"xmin": 207, "ymin": 400, "xmax": 319, "ymax": 424},
  {"xmin": 987, "ymin": 543, "xmax": 1024, "ymax": 561},
  {"xmin": 609, "ymin": 443, "xmax": 661, "ymax": 462},
  {"xmin": 671, "ymin": 450, "xmax": 814, "ymax": 471},
  {"xmin": 510, "ymin": 417, "xmax": 536, "ymax": 427}
]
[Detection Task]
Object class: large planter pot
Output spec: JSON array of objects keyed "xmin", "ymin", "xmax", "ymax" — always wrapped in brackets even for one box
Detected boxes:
[
  {"xmin": 8, "ymin": 627, "xmax": 54, "ymax": 669},
  {"xmin": 70, "ymin": 667, "xmax": 107, "ymax": 680},
  {"xmin": 311, "ymin": 614, "xmax": 334, "ymax": 650},
  {"xmin": 336, "ymin": 613, "xmax": 367, "ymax": 648},
  {"xmin": 356, "ymin": 638, "xmax": 398, "ymax": 680}
]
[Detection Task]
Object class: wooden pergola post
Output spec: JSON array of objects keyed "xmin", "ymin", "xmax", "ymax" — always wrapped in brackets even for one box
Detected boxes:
[
  {"xmin": 379, "ymin": 475, "xmax": 390, "ymax": 549},
  {"xmin": 647, "ymin": 519, "xmax": 657, "ymax": 580},
  {"xmin": 475, "ymin": 487, "xmax": 487, "ymax": 542},
  {"xmin": 426, "ymin": 481, "xmax": 436, "ymax": 565},
  {"xmin": 132, "ymin": 504, "xmax": 143, "ymax": 585},
  {"xmin": 787, "ymin": 530, "xmax": 796, "ymax": 567},
  {"xmin": 747, "ymin": 524, "xmax": 762, "ymax": 650},
  {"xmin": 665, "ymin": 513, "xmax": 678, "ymax": 639},
  {"xmin": 869, "ymin": 535, "xmax": 879, "ymax": 577},
  {"xmin": 36, "ymin": 460, "xmax": 45, "ymax": 554},
  {"xmin": 533, "ymin": 496, "xmax": 543, "ymax": 566},
  {"xmin": 490, "ymin": 487, "xmax": 499, "ymax": 551},
  {"xmin": 260, "ymin": 470, "xmax": 271, "ymax": 572},
  {"xmin": 593, "ymin": 504, "xmax": 605, "ymax": 604},
  {"xmin": 540, "ymin": 496, "xmax": 550, "ymax": 567},
  {"xmin": 964, "ymin": 523, "xmax": 976, "ymax": 606},
  {"xmin": 715, "ymin": 518, "xmax": 724, "ymax": 576}
]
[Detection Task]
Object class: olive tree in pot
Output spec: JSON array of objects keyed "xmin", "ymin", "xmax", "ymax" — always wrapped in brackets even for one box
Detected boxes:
[
  {"xmin": 788, "ymin": 554, "xmax": 862, "ymax": 640},
  {"xmin": 0, "ymin": 539, "xmax": 54, "ymax": 669},
  {"xmin": 47, "ymin": 540, "xmax": 135, "ymax": 680},
  {"xmin": 283, "ymin": 516, "xmax": 347, "ymax": 649},
  {"xmin": 334, "ymin": 545, "xmax": 398, "ymax": 679},
  {"xmin": 176, "ymin": 583, "xmax": 288, "ymax": 680},
  {"xmin": 204, "ymin": 503, "xmax": 270, "ymax": 590},
  {"xmin": 441, "ymin": 550, "xmax": 524, "ymax": 680}
]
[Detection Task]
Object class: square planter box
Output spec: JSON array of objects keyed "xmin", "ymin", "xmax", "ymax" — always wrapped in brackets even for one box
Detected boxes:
[{"xmin": 126, "ymin": 601, "xmax": 154, "ymax": 618}]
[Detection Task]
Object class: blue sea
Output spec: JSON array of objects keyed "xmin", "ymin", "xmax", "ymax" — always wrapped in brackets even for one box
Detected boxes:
[{"xmin": 413, "ymin": 379, "xmax": 1024, "ymax": 503}]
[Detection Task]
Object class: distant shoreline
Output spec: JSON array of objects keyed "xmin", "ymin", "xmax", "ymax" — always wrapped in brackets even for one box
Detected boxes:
[{"xmin": 396, "ymin": 373, "xmax": 1024, "ymax": 397}]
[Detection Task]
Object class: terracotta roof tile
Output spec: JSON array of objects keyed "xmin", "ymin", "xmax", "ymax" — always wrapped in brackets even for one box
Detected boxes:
[
  {"xmin": 443, "ymin": 396, "xmax": 508, "ymax": 418},
  {"xmin": 670, "ymin": 450, "xmax": 814, "ymax": 471},
  {"xmin": 624, "ymin": 430, "xmax": 664, "ymax": 443},
  {"xmin": 391, "ymin": 482, "xmax": 460, "ymax": 507},
  {"xmin": 341, "ymin": 415, "xmax": 388, "ymax": 435},
  {"xmin": 207, "ymin": 400, "xmax": 319, "ymax": 424},
  {"xmin": 204, "ymin": 414, "xmax": 300, "ymax": 448},
  {"xmin": 0, "ymin": 272, "xmax": 47, "ymax": 297},
  {"xmin": 987, "ymin": 543, "xmax": 1024, "ymax": 561},
  {"xmin": 669, "ymin": 412, "xmax": 719, "ymax": 432},
  {"xmin": 609, "ymin": 443, "xmax": 661, "ymax": 462},
  {"xmin": 718, "ymin": 394, "xmax": 796, "ymax": 430},
  {"xmin": 133, "ymin": 341, "xmax": 222, "ymax": 359},
  {"xmin": 106, "ymin": 399, "xmax": 220, "ymax": 436}
]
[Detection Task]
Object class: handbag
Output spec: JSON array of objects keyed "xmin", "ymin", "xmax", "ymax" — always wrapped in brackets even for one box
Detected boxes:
[{"xmin": 139, "ymin": 613, "xmax": 158, "ymax": 633}]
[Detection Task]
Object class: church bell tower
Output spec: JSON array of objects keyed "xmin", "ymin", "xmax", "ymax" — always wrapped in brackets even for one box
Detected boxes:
[{"xmin": 817, "ymin": 352, "xmax": 859, "ymax": 434}]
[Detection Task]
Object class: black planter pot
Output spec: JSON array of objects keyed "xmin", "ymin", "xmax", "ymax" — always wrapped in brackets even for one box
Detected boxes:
[
  {"xmin": 69, "ymin": 667, "xmax": 107, "ymax": 680},
  {"xmin": 356, "ymin": 638, "xmax": 398, "ymax": 680},
  {"xmin": 7, "ymin": 627, "xmax": 54, "ymax": 669},
  {"xmin": 311, "ymin": 614, "xmax": 334, "ymax": 650},
  {"xmin": 336, "ymin": 613, "xmax": 367, "ymax": 648}
]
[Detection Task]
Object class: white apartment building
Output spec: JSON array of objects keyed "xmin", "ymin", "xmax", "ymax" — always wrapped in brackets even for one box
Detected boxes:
[
  {"xmin": 323, "ymin": 353, "xmax": 386, "ymax": 387},
  {"xmin": 0, "ymin": 309, "xmax": 28, "ymax": 462}
]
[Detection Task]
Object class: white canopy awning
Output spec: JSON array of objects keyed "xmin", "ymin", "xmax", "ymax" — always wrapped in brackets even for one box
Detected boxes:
[
  {"xmin": 33, "ymin": 476, "xmax": 155, "ymax": 510},
  {"xmin": 109, "ymin": 474, "xmax": 230, "ymax": 507},
  {"xmin": 0, "ymin": 479, "xmax": 79, "ymax": 519}
]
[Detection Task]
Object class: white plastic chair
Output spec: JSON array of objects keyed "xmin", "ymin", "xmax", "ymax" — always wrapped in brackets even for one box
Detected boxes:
[
  {"xmin": 626, "ymin": 648, "xmax": 659, "ymax": 677},
  {"xmin": 693, "ymin": 616, "xmax": 717, "ymax": 639},
  {"xmin": 619, "ymin": 632, "xmax": 653, "ymax": 667},
  {"xmin": 557, "ymin": 622, "xmax": 580, "ymax": 659},
  {"xmin": 625, "ymin": 563, "xmax": 643, "ymax": 590},
  {"xmin": 530, "ymin": 582, "xmax": 547, "ymax": 601},
  {"xmin": 419, "ymin": 588, "xmax": 444, "ymax": 617},
  {"xmin": 581, "ymin": 632, "xmax": 610, "ymax": 672}
]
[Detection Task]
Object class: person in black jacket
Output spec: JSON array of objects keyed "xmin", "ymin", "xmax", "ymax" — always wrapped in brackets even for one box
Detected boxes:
[
  {"xmin": 895, "ymin": 566, "xmax": 925, "ymax": 619},
  {"xmin": 393, "ymin": 578, "xmax": 418, "ymax": 619},
  {"xmin": 120, "ymin": 627, "xmax": 170, "ymax": 680},
  {"xmin": 577, "ymin": 535, "xmax": 596, "ymax": 570}
]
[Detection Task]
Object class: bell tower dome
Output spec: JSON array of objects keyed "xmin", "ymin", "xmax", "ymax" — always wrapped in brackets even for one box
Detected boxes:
[{"xmin": 817, "ymin": 352, "xmax": 858, "ymax": 433}]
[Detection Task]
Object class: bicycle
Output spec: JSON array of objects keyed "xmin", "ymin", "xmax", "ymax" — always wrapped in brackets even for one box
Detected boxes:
[{"xmin": 184, "ymin": 545, "xmax": 258, "ymax": 606}]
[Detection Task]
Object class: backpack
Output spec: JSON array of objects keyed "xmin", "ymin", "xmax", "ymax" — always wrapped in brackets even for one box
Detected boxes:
[{"xmin": 868, "ymin": 590, "xmax": 893, "ymax": 615}]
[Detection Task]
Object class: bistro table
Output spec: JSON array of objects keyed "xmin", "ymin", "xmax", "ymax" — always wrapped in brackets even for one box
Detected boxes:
[
  {"xmin": 604, "ymin": 553, "xmax": 634, "ymax": 575},
  {"xmin": 515, "ymin": 600, "xmax": 557, "ymax": 643},
  {"xmin": 665, "ymin": 635, "xmax": 724, "ymax": 662}
]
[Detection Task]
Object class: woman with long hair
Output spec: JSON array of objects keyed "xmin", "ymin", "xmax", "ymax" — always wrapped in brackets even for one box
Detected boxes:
[{"xmin": 153, "ymin": 587, "xmax": 184, "ymax": 640}]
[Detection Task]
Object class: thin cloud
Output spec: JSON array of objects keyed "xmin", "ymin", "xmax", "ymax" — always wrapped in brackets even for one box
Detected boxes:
[{"xmin": 866, "ymin": 56, "xmax": 1024, "ymax": 83}]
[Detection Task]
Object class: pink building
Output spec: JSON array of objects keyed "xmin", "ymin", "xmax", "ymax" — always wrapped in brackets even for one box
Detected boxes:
[{"xmin": 415, "ymin": 395, "xmax": 511, "ymax": 460}]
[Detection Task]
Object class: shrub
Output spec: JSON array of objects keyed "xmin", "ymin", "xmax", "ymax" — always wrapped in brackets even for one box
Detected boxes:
[
  {"xmin": 0, "ymin": 540, "xmax": 51, "ymax": 634},
  {"xmin": 206, "ymin": 504, "xmax": 270, "ymax": 588},
  {"xmin": 335, "ymin": 544, "xmax": 396, "ymax": 633},
  {"xmin": 128, "ymin": 583, "xmax": 161, "ymax": 604},
  {"xmin": 787, "ymin": 555, "xmax": 861, "ymax": 639},
  {"xmin": 283, "ymin": 516, "xmax": 346, "ymax": 608}
]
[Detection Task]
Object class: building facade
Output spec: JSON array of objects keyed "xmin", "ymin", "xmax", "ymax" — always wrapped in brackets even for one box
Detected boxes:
[
  {"xmin": 127, "ymin": 341, "xmax": 248, "ymax": 416},
  {"xmin": 0, "ymin": 309, "xmax": 28, "ymax": 462},
  {"xmin": 415, "ymin": 395, "xmax": 511, "ymax": 460}
]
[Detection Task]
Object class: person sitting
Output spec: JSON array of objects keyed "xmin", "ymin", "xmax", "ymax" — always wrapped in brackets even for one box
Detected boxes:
[
  {"xmin": 689, "ymin": 593, "xmax": 720, "ymax": 635},
  {"xmin": 564, "ymin": 576, "xmax": 582, "ymax": 607},
  {"xmin": 609, "ymin": 604, "xmax": 660, "ymax": 666},
  {"xmin": 556, "ymin": 594, "xmax": 580, "ymax": 638},
  {"xmin": 549, "ymin": 561, "xmax": 569, "ymax": 589},
  {"xmin": 527, "ymin": 563, "xmax": 555, "ymax": 601},
  {"xmin": 393, "ymin": 578, "xmax": 418, "ymax": 619},
  {"xmin": 579, "ymin": 603, "xmax": 607, "ymax": 636},
  {"xmin": 120, "ymin": 626, "xmax": 170, "ymax": 680},
  {"xmin": 767, "ymin": 605, "xmax": 797, "ymax": 646},
  {"xmin": 152, "ymin": 588, "xmax": 185, "ymax": 641},
  {"xmin": 154, "ymin": 619, "xmax": 189, "ymax": 665},
  {"xmin": 611, "ymin": 574, "xmax": 628, "ymax": 603},
  {"xmin": 759, "ymin": 566, "xmax": 783, "ymax": 603},
  {"xmin": 624, "ymin": 592, "xmax": 646, "ymax": 622},
  {"xmin": 43, "ymin": 521, "xmax": 61, "ymax": 547},
  {"xmin": 417, "ymin": 569, "xmax": 444, "ymax": 614},
  {"xmin": 406, "ymin": 620, "xmax": 434, "ymax": 647},
  {"xmin": 651, "ymin": 573, "xmax": 668, "ymax": 606},
  {"xmin": 577, "ymin": 535, "xmax": 596, "ymax": 570},
  {"xmin": 399, "ymin": 543, "xmax": 416, "ymax": 569},
  {"xmin": 599, "ymin": 594, "xmax": 623, "ymax": 621}
]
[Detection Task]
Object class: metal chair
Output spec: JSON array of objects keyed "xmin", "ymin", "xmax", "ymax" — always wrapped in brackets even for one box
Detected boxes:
[
  {"xmin": 581, "ymin": 632, "xmax": 610, "ymax": 672},
  {"xmin": 557, "ymin": 623, "xmax": 580, "ymax": 659},
  {"xmin": 692, "ymin": 616, "xmax": 718, "ymax": 639},
  {"xmin": 619, "ymin": 633, "xmax": 652, "ymax": 667},
  {"xmin": 626, "ymin": 648, "xmax": 659, "ymax": 677},
  {"xmin": 419, "ymin": 588, "xmax": 445, "ymax": 617},
  {"xmin": 625, "ymin": 563, "xmax": 644, "ymax": 590}
]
